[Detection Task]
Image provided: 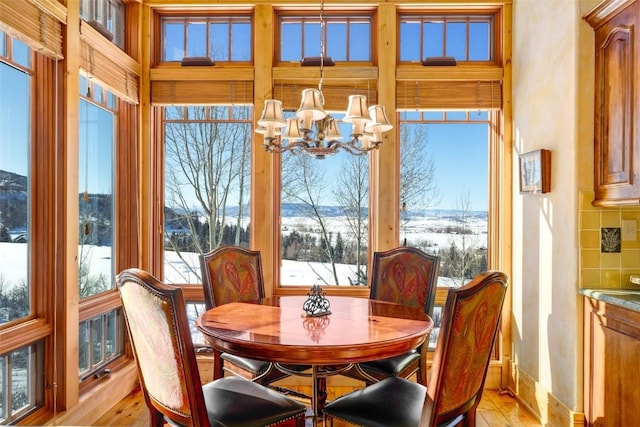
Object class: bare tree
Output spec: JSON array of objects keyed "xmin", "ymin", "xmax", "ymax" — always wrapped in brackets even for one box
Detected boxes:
[
  {"xmin": 400, "ymin": 124, "xmax": 441, "ymax": 242},
  {"xmin": 164, "ymin": 106, "xmax": 251, "ymax": 281},
  {"xmin": 441, "ymin": 188, "xmax": 485, "ymax": 286},
  {"xmin": 281, "ymin": 153, "xmax": 340, "ymax": 285},
  {"xmin": 333, "ymin": 154, "xmax": 368, "ymax": 285}
]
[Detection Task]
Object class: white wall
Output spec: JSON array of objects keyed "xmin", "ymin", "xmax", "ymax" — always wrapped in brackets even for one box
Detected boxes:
[{"xmin": 512, "ymin": 0, "xmax": 597, "ymax": 421}]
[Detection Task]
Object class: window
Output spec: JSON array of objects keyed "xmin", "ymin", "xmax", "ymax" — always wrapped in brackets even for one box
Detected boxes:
[
  {"xmin": 278, "ymin": 13, "xmax": 372, "ymax": 62},
  {"xmin": 163, "ymin": 106, "xmax": 253, "ymax": 284},
  {"xmin": 161, "ymin": 16, "xmax": 252, "ymax": 62},
  {"xmin": 79, "ymin": 0, "xmax": 126, "ymax": 49},
  {"xmin": 0, "ymin": 35, "xmax": 42, "ymax": 423},
  {"xmin": 399, "ymin": 110, "xmax": 490, "ymax": 283},
  {"xmin": 400, "ymin": 110, "xmax": 493, "ymax": 348},
  {"xmin": 0, "ymin": 34, "xmax": 32, "ymax": 326},
  {"xmin": 78, "ymin": 76, "xmax": 116, "ymax": 299},
  {"xmin": 399, "ymin": 13, "xmax": 494, "ymax": 62},
  {"xmin": 280, "ymin": 115, "xmax": 369, "ymax": 287},
  {"xmin": 79, "ymin": 311, "xmax": 123, "ymax": 379},
  {"xmin": 0, "ymin": 342, "xmax": 43, "ymax": 424},
  {"xmin": 78, "ymin": 76, "xmax": 125, "ymax": 384}
]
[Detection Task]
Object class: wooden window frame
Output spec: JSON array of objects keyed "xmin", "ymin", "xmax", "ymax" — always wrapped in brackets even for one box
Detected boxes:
[
  {"xmin": 397, "ymin": 8, "xmax": 502, "ymax": 65},
  {"xmin": 276, "ymin": 11, "xmax": 375, "ymax": 64},
  {"xmin": 156, "ymin": 12, "xmax": 254, "ymax": 65}
]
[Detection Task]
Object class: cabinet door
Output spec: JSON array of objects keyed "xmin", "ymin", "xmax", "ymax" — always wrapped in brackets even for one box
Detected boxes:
[
  {"xmin": 593, "ymin": 2, "xmax": 640, "ymax": 206},
  {"xmin": 603, "ymin": 323, "xmax": 640, "ymax": 427}
]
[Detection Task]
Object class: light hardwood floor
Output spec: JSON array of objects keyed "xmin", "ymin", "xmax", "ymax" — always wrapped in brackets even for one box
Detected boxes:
[{"xmin": 94, "ymin": 385, "xmax": 542, "ymax": 426}]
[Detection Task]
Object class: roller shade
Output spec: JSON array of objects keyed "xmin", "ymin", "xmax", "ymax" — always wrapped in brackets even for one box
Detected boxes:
[
  {"xmin": 0, "ymin": 0, "xmax": 63, "ymax": 59},
  {"xmin": 78, "ymin": 21, "xmax": 139, "ymax": 104},
  {"xmin": 273, "ymin": 80, "xmax": 378, "ymax": 111},
  {"xmin": 152, "ymin": 80, "xmax": 254, "ymax": 105},
  {"xmin": 79, "ymin": 38, "xmax": 139, "ymax": 104},
  {"xmin": 397, "ymin": 80, "xmax": 502, "ymax": 110}
]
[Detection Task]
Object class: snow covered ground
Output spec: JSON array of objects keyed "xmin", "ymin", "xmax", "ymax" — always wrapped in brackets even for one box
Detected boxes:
[{"xmin": 0, "ymin": 211, "xmax": 487, "ymax": 289}]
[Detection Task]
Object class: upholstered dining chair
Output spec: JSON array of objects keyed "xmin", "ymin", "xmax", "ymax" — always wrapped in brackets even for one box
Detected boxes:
[
  {"xmin": 322, "ymin": 270, "xmax": 508, "ymax": 427},
  {"xmin": 199, "ymin": 245, "xmax": 308, "ymax": 385},
  {"xmin": 345, "ymin": 246, "xmax": 440, "ymax": 386},
  {"xmin": 116, "ymin": 268, "xmax": 306, "ymax": 427}
]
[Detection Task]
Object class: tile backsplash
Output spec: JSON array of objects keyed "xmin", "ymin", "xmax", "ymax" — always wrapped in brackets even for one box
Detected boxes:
[{"xmin": 580, "ymin": 191, "xmax": 640, "ymax": 288}]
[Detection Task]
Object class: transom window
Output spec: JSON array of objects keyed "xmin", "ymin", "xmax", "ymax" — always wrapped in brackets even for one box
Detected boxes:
[
  {"xmin": 161, "ymin": 16, "xmax": 252, "ymax": 62},
  {"xmin": 79, "ymin": 0, "xmax": 126, "ymax": 49},
  {"xmin": 278, "ymin": 13, "xmax": 372, "ymax": 62},
  {"xmin": 399, "ymin": 14, "xmax": 494, "ymax": 62}
]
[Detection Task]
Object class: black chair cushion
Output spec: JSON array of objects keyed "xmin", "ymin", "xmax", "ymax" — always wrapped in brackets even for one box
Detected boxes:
[
  {"xmin": 221, "ymin": 353, "xmax": 270, "ymax": 376},
  {"xmin": 323, "ymin": 376, "xmax": 426, "ymax": 427},
  {"xmin": 358, "ymin": 350, "xmax": 420, "ymax": 377},
  {"xmin": 202, "ymin": 376, "xmax": 306, "ymax": 426}
]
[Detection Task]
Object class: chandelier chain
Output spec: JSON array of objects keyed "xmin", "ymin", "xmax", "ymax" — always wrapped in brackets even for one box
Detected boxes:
[{"xmin": 319, "ymin": 0, "xmax": 325, "ymax": 93}]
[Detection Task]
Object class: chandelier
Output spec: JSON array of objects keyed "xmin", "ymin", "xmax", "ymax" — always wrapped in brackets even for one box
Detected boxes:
[{"xmin": 255, "ymin": 0, "xmax": 393, "ymax": 159}]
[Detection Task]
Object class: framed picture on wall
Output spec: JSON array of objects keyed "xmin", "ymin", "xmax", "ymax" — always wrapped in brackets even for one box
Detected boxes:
[{"xmin": 519, "ymin": 149, "xmax": 551, "ymax": 194}]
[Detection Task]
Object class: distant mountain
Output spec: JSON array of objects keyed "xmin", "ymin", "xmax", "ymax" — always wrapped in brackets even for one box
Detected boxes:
[{"xmin": 0, "ymin": 170, "xmax": 27, "ymax": 192}]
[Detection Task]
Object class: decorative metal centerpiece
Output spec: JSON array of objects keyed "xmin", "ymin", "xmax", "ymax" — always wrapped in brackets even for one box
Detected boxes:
[{"xmin": 302, "ymin": 284, "xmax": 331, "ymax": 317}]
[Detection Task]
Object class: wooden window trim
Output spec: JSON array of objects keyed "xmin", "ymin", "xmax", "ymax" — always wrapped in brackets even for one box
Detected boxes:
[
  {"xmin": 397, "ymin": 6, "xmax": 503, "ymax": 65},
  {"xmin": 274, "ymin": 8, "xmax": 376, "ymax": 66}
]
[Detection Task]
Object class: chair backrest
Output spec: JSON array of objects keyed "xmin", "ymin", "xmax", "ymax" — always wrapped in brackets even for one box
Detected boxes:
[
  {"xmin": 199, "ymin": 245, "xmax": 265, "ymax": 310},
  {"xmin": 116, "ymin": 268, "xmax": 210, "ymax": 427},
  {"xmin": 370, "ymin": 246, "xmax": 440, "ymax": 316},
  {"xmin": 422, "ymin": 270, "xmax": 508, "ymax": 427}
]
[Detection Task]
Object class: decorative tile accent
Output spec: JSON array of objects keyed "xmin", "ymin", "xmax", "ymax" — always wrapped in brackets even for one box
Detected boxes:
[
  {"xmin": 601, "ymin": 227, "xmax": 621, "ymax": 253},
  {"xmin": 579, "ymin": 190, "xmax": 640, "ymax": 288}
]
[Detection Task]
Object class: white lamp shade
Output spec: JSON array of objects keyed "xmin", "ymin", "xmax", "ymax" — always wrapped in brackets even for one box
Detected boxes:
[
  {"xmin": 296, "ymin": 89, "xmax": 327, "ymax": 124},
  {"xmin": 343, "ymin": 95, "xmax": 369, "ymax": 123},
  {"xmin": 283, "ymin": 117, "xmax": 304, "ymax": 140},
  {"xmin": 365, "ymin": 105, "xmax": 393, "ymax": 133},
  {"xmin": 324, "ymin": 119, "xmax": 343, "ymax": 141},
  {"xmin": 258, "ymin": 100, "xmax": 286, "ymax": 128}
]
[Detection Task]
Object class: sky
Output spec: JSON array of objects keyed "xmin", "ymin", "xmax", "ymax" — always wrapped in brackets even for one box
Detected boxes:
[{"xmin": 1, "ymin": 16, "xmax": 490, "ymax": 220}]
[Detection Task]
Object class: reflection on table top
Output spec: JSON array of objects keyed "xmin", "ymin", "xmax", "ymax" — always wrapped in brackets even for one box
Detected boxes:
[{"xmin": 196, "ymin": 295, "xmax": 434, "ymax": 365}]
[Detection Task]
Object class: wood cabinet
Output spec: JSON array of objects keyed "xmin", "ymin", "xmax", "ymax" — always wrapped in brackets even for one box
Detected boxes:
[
  {"xmin": 585, "ymin": 0, "xmax": 640, "ymax": 206},
  {"xmin": 584, "ymin": 297, "xmax": 640, "ymax": 426}
]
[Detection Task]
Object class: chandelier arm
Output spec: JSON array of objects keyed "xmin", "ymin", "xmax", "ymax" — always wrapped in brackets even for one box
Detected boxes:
[
  {"xmin": 328, "ymin": 141, "xmax": 376, "ymax": 156},
  {"xmin": 264, "ymin": 139, "xmax": 313, "ymax": 154}
]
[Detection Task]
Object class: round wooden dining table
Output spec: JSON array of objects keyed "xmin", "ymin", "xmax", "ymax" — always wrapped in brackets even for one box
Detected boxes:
[{"xmin": 196, "ymin": 295, "xmax": 434, "ymax": 424}]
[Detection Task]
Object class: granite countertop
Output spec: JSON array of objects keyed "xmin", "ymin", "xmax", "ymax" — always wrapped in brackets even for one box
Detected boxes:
[{"xmin": 579, "ymin": 288, "xmax": 640, "ymax": 312}]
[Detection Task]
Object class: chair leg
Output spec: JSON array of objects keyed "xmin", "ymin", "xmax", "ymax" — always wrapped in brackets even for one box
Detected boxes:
[
  {"xmin": 465, "ymin": 408, "xmax": 477, "ymax": 426},
  {"xmin": 212, "ymin": 349, "xmax": 224, "ymax": 381},
  {"xmin": 149, "ymin": 408, "xmax": 165, "ymax": 427}
]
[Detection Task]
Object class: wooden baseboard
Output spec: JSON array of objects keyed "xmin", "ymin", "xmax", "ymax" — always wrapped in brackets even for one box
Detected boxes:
[
  {"xmin": 50, "ymin": 362, "xmax": 139, "ymax": 426},
  {"xmin": 515, "ymin": 367, "xmax": 584, "ymax": 427}
]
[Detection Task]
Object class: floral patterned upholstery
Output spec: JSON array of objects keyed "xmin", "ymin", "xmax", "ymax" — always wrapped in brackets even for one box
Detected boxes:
[
  {"xmin": 119, "ymin": 276, "xmax": 190, "ymax": 416},
  {"xmin": 200, "ymin": 246, "xmax": 264, "ymax": 309},
  {"xmin": 432, "ymin": 278, "xmax": 506, "ymax": 420},
  {"xmin": 370, "ymin": 247, "xmax": 440, "ymax": 314}
]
